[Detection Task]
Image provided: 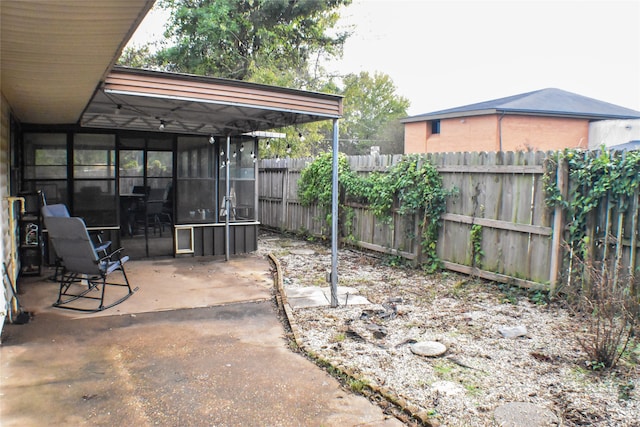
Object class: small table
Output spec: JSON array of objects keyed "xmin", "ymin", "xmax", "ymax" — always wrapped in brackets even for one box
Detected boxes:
[{"xmin": 120, "ymin": 193, "xmax": 145, "ymax": 237}]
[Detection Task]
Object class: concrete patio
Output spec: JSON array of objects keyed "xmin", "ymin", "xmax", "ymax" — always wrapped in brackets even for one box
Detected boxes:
[{"xmin": 0, "ymin": 254, "xmax": 403, "ymax": 427}]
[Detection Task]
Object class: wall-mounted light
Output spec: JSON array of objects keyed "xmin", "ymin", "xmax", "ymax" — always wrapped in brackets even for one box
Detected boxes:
[
  {"xmin": 265, "ymin": 139, "xmax": 271, "ymax": 149},
  {"xmin": 209, "ymin": 135, "xmax": 215, "ymax": 144},
  {"xmin": 158, "ymin": 120, "xmax": 165, "ymax": 130},
  {"xmin": 240, "ymin": 143, "xmax": 244, "ymax": 152},
  {"xmin": 220, "ymin": 160, "xmax": 226, "ymax": 169},
  {"xmin": 220, "ymin": 148, "xmax": 225, "ymax": 157},
  {"xmin": 232, "ymin": 150, "xmax": 237, "ymax": 158}
]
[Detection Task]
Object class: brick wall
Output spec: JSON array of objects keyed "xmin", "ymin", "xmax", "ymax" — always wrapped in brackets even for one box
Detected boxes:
[
  {"xmin": 404, "ymin": 114, "xmax": 589, "ymax": 153},
  {"xmin": 403, "ymin": 121, "xmax": 428, "ymax": 153}
]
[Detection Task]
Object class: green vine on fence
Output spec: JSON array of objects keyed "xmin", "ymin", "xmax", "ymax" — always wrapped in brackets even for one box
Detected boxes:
[
  {"xmin": 470, "ymin": 224, "xmax": 484, "ymax": 269},
  {"xmin": 544, "ymin": 146, "xmax": 640, "ymax": 257},
  {"xmin": 544, "ymin": 146, "xmax": 640, "ymax": 370},
  {"xmin": 298, "ymin": 152, "xmax": 454, "ymax": 271}
]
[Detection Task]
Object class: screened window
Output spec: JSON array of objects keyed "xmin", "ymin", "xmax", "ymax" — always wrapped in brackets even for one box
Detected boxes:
[
  {"xmin": 22, "ymin": 133, "xmax": 68, "ymax": 203},
  {"xmin": 73, "ymin": 134, "xmax": 117, "ymax": 226},
  {"xmin": 23, "ymin": 133, "xmax": 67, "ymax": 180},
  {"xmin": 219, "ymin": 138, "xmax": 257, "ymax": 222},
  {"xmin": 177, "ymin": 136, "xmax": 215, "ymax": 223}
]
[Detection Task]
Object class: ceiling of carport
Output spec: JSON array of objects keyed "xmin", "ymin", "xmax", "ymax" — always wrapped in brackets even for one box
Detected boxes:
[{"xmin": 0, "ymin": 0, "xmax": 154, "ymax": 124}]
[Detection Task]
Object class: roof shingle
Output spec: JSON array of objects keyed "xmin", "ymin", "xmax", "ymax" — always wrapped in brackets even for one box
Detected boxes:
[{"xmin": 402, "ymin": 88, "xmax": 640, "ymax": 123}]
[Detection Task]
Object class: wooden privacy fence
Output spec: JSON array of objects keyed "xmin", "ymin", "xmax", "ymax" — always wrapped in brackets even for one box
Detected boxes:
[{"xmin": 258, "ymin": 151, "xmax": 640, "ymax": 295}]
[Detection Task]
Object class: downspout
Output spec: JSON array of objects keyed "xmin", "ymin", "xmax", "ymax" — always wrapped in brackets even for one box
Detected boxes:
[
  {"xmin": 225, "ymin": 135, "xmax": 231, "ymax": 261},
  {"xmin": 498, "ymin": 111, "xmax": 505, "ymax": 152},
  {"xmin": 330, "ymin": 119, "xmax": 339, "ymax": 307}
]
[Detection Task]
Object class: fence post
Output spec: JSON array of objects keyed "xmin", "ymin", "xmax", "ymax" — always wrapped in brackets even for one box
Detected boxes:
[
  {"xmin": 281, "ymin": 165, "xmax": 289, "ymax": 231},
  {"xmin": 549, "ymin": 154, "xmax": 567, "ymax": 295},
  {"xmin": 629, "ymin": 189, "xmax": 639, "ymax": 296}
]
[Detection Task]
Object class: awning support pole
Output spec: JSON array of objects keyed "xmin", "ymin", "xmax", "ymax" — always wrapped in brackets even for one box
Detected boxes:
[
  {"xmin": 330, "ymin": 119, "xmax": 339, "ymax": 307},
  {"xmin": 225, "ymin": 135, "xmax": 231, "ymax": 261}
]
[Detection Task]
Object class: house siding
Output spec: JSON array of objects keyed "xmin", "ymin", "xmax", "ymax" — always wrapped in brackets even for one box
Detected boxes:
[
  {"xmin": 404, "ymin": 114, "xmax": 589, "ymax": 153},
  {"xmin": 589, "ymin": 119, "xmax": 640, "ymax": 149}
]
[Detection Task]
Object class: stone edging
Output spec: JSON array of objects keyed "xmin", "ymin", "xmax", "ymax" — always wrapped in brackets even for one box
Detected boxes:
[{"xmin": 267, "ymin": 253, "xmax": 435, "ymax": 427}]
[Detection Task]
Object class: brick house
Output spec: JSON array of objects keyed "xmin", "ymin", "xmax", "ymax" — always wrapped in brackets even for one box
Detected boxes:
[{"xmin": 401, "ymin": 88, "xmax": 640, "ymax": 153}]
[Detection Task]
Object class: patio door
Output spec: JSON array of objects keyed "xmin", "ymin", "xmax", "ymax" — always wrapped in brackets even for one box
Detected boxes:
[
  {"xmin": 145, "ymin": 150, "xmax": 173, "ymax": 258},
  {"xmin": 119, "ymin": 137, "xmax": 173, "ymax": 259}
]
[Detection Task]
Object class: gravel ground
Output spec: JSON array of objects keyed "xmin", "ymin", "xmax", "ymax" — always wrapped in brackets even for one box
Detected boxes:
[{"xmin": 256, "ymin": 230, "xmax": 640, "ymax": 427}]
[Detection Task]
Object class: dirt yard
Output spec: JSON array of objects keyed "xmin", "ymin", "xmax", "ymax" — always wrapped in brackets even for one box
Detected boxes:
[{"xmin": 257, "ymin": 231, "xmax": 640, "ymax": 427}]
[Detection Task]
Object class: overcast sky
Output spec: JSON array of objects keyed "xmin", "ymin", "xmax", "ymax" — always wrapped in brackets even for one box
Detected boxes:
[{"xmin": 128, "ymin": 0, "xmax": 640, "ymax": 116}]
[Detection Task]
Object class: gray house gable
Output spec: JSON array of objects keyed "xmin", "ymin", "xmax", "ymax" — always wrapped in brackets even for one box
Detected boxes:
[{"xmin": 402, "ymin": 88, "xmax": 640, "ymax": 123}]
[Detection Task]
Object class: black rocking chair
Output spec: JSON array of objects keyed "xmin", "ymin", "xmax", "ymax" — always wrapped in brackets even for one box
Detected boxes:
[{"xmin": 45, "ymin": 216, "xmax": 137, "ymax": 312}]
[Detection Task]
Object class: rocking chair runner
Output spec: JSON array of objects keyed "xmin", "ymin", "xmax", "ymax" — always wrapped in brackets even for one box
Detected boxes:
[{"xmin": 45, "ymin": 216, "xmax": 137, "ymax": 312}]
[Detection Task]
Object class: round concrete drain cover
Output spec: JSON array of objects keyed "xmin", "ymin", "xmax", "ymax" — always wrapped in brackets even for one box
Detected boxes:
[
  {"xmin": 494, "ymin": 402, "xmax": 559, "ymax": 426},
  {"xmin": 410, "ymin": 341, "xmax": 447, "ymax": 357}
]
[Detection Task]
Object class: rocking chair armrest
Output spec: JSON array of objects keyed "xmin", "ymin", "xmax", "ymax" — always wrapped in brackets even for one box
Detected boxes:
[
  {"xmin": 99, "ymin": 247, "xmax": 126, "ymax": 263},
  {"xmin": 94, "ymin": 241, "xmax": 112, "ymax": 253}
]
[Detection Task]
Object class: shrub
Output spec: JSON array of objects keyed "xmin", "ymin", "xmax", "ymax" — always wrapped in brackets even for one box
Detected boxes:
[{"xmin": 570, "ymin": 254, "xmax": 638, "ymax": 370}]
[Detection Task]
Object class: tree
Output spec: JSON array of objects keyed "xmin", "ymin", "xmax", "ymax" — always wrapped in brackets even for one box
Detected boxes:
[
  {"xmin": 155, "ymin": 0, "xmax": 351, "ymax": 81},
  {"xmin": 340, "ymin": 71, "xmax": 410, "ymax": 154},
  {"xmin": 119, "ymin": 45, "xmax": 158, "ymax": 69},
  {"xmin": 264, "ymin": 72, "xmax": 411, "ymax": 158}
]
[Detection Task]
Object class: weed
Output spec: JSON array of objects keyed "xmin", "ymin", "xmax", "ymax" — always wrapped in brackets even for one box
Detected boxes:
[
  {"xmin": 529, "ymin": 289, "xmax": 548, "ymax": 305},
  {"xmin": 497, "ymin": 282, "xmax": 520, "ymax": 305},
  {"xmin": 584, "ymin": 360, "xmax": 606, "ymax": 371},
  {"xmin": 618, "ymin": 380, "xmax": 635, "ymax": 401},
  {"xmin": 464, "ymin": 383, "xmax": 482, "ymax": 396},
  {"xmin": 310, "ymin": 274, "xmax": 327, "ymax": 287},
  {"xmin": 382, "ymin": 254, "xmax": 408, "ymax": 268},
  {"xmin": 447, "ymin": 279, "xmax": 470, "ymax": 299},
  {"xmin": 348, "ymin": 378, "xmax": 370, "ymax": 393},
  {"xmin": 332, "ymin": 332, "xmax": 346, "ymax": 342},
  {"xmin": 404, "ymin": 322, "xmax": 420, "ymax": 330},
  {"xmin": 433, "ymin": 361, "xmax": 453, "ymax": 376},
  {"xmin": 568, "ymin": 252, "xmax": 638, "ymax": 370}
]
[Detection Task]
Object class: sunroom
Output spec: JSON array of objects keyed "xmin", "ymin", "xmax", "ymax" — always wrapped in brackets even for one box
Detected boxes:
[{"xmin": 18, "ymin": 66, "xmax": 342, "ymax": 261}]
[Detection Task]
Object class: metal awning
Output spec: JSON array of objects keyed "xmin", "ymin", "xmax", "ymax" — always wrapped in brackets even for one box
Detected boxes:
[
  {"xmin": 83, "ymin": 67, "xmax": 343, "ymax": 296},
  {"xmin": 82, "ymin": 66, "xmax": 343, "ymax": 136}
]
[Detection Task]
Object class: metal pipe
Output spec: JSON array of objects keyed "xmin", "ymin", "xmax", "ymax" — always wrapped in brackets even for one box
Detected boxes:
[
  {"xmin": 330, "ymin": 119, "xmax": 339, "ymax": 307},
  {"xmin": 4, "ymin": 197, "xmax": 25, "ymax": 319},
  {"xmin": 225, "ymin": 135, "xmax": 231, "ymax": 261}
]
